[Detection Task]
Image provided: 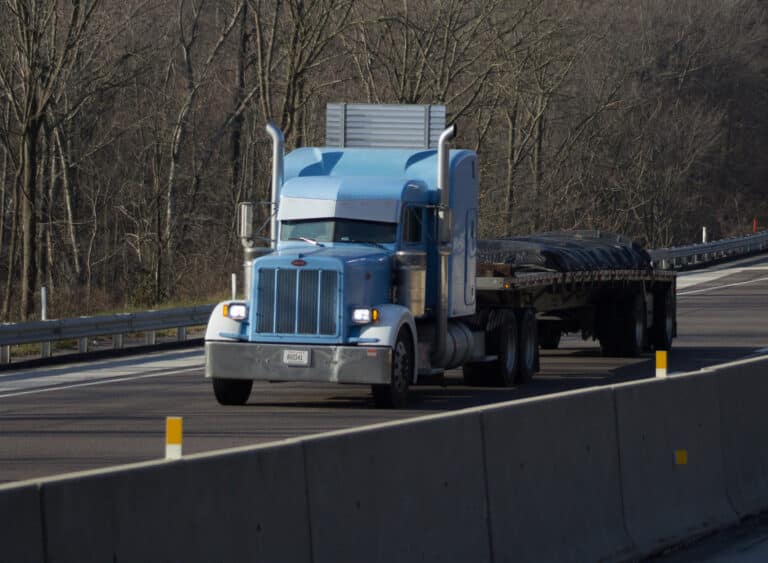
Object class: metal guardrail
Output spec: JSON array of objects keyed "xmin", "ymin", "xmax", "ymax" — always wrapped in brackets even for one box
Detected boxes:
[
  {"xmin": 1, "ymin": 231, "xmax": 767, "ymax": 364},
  {"xmin": 648, "ymin": 231, "xmax": 768, "ymax": 269},
  {"xmin": 0, "ymin": 305, "xmax": 214, "ymax": 364}
]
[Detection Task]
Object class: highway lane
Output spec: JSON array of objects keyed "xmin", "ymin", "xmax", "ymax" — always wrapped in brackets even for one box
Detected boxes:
[{"xmin": 1, "ymin": 253, "xmax": 768, "ymax": 484}]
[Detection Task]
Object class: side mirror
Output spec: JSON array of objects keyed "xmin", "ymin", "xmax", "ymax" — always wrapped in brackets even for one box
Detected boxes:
[{"xmin": 238, "ymin": 202, "xmax": 254, "ymax": 240}]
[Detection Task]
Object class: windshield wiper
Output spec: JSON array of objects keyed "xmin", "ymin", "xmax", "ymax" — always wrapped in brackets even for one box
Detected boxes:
[{"xmin": 288, "ymin": 237, "xmax": 325, "ymax": 247}]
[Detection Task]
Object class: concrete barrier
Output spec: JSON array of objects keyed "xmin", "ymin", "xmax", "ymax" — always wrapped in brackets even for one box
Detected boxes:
[
  {"xmin": 303, "ymin": 413, "xmax": 490, "ymax": 563},
  {"xmin": 0, "ymin": 483, "xmax": 44, "ymax": 563},
  {"xmin": 4, "ymin": 359, "xmax": 768, "ymax": 562},
  {"xmin": 614, "ymin": 372, "xmax": 739, "ymax": 554},
  {"xmin": 714, "ymin": 356, "xmax": 768, "ymax": 516},
  {"xmin": 481, "ymin": 387, "xmax": 634, "ymax": 563},
  {"xmin": 40, "ymin": 442, "xmax": 309, "ymax": 563}
]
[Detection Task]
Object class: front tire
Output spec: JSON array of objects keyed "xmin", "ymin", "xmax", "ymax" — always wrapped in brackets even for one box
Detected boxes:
[
  {"xmin": 372, "ymin": 328, "xmax": 414, "ymax": 409},
  {"xmin": 213, "ymin": 377, "xmax": 253, "ymax": 406}
]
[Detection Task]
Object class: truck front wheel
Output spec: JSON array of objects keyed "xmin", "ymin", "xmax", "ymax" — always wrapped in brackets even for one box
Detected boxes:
[
  {"xmin": 372, "ymin": 328, "xmax": 413, "ymax": 409},
  {"xmin": 213, "ymin": 377, "xmax": 253, "ymax": 406}
]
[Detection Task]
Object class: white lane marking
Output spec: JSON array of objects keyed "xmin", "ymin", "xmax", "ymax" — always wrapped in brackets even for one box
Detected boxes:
[
  {"xmin": 676, "ymin": 266, "xmax": 768, "ymax": 290},
  {"xmin": 0, "ymin": 368, "xmax": 197, "ymax": 399},
  {"xmin": 0, "ymin": 350, "xmax": 204, "ymax": 395},
  {"xmin": 677, "ymin": 269, "xmax": 738, "ymax": 290},
  {"xmin": 678, "ymin": 275, "xmax": 768, "ymax": 296}
]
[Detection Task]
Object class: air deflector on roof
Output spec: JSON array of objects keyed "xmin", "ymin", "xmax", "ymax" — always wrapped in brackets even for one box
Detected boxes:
[{"xmin": 326, "ymin": 103, "xmax": 446, "ymax": 149}]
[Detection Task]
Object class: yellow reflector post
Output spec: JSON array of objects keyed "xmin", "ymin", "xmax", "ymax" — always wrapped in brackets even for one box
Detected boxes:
[
  {"xmin": 675, "ymin": 449, "xmax": 688, "ymax": 465},
  {"xmin": 656, "ymin": 351, "xmax": 668, "ymax": 378},
  {"xmin": 166, "ymin": 416, "xmax": 183, "ymax": 460}
]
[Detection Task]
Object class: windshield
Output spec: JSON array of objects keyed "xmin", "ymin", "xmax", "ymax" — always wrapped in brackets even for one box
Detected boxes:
[{"xmin": 281, "ymin": 218, "xmax": 396, "ymax": 244}]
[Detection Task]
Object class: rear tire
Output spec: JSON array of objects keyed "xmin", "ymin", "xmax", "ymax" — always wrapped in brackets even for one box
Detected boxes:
[
  {"xmin": 517, "ymin": 308, "xmax": 538, "ymax": 384},
  {"xmin": 491, "ymin": 311, "xmax": 519, "ymax": 387},
  {"xmin": 372, "ymin": 328, "xmax": 413, "ymax": 408},
  {"xmin": 652, "ymin": 288, "xmax": 675, "ymax": 351},
  {"xmin": 213, "ymin": 378, "xmax": 253, "ymax": 406},
  {"xmin": 621, "ymin": 294, "xmax": 647, "ymax": 357}
]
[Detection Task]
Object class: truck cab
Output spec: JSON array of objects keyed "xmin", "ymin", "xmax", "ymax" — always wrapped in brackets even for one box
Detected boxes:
[{"xmin": 206, "ymin": 105, "xmax": 478, "ymax": 407}]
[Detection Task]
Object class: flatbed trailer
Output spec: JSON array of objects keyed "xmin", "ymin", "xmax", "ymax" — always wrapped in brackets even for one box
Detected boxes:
[{"xmin": 405, "ymin": 261, "xmax": 677, "ymax": 389}]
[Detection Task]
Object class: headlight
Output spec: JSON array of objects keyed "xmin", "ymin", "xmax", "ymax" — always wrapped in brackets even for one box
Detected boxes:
[
  {"xmin": 352, "ymin": 307, "xmax": 380, "ymax": 324},
  {"xmin": 223, "ymin": 303, "xmax": 248, "ymax": 321}
]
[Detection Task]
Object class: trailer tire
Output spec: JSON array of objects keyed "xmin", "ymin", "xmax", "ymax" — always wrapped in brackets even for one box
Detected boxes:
[
  {"xmin": 517, "ymin": 308, "xmax": 538, "ymax": 384},
  {"xmin": 621, "ymin": 293, "xmax": 647, "ymax": 357},
  {"xmin": 212, "ymin": 378, "xmax": 253, "ymax": 406},
  {"xmin": 652, "ymin": 288, "xmax": 675, "ymax": 351},
  {"xmin": 372, "ymin": 328, "xmax": 413, "ymax": 408}
]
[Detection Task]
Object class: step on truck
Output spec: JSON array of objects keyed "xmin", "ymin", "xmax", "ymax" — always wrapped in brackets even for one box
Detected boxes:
[{"xmin": 205, "ymin": 104, "xmax": 676, "ymax": 408}]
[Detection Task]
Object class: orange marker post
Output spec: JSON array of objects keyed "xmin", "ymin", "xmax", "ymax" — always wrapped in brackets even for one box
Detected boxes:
[
  {"xmin": 166, "ymin": 416, "xmax": 183, "ymax": 460},
  {"xmin": 656, "ymin": 351, "xmax": 668, "ymax": 378}
]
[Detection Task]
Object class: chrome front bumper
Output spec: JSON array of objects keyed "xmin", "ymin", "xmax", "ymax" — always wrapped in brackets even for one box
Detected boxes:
[{"xmin": 205, "ymin": 341, "xmax": 392, "ymax": 384}]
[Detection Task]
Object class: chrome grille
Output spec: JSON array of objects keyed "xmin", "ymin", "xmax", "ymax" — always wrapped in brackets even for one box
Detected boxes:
[{"xmin": 255, "ymin": 268, "xmax": 338, "ymax": 335}]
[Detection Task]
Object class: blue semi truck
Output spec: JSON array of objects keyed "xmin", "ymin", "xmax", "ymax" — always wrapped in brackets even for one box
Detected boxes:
[{"xmin": 205, "ymin": 104, "xmax": 676, "ymax": 408}]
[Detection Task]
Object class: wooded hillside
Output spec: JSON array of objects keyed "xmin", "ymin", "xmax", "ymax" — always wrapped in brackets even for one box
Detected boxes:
[{"xmin": 1, "ymin": 0, "xmax": 766, "ymax": 320}]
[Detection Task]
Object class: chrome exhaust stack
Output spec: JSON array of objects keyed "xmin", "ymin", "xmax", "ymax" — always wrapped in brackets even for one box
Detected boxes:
[
  {"xmin": 238, "ymin": 201, "xmax": 257, "ymax": 298},
  {"xmin": 432, "ymin": 124, "xmax": 456, "ymax": 368},
  {"xmin": 238, "ymin": 122, "xmax": 284, "ymax": 298},
  {"xmin": 265, "ymin": 121, "xmax": 285, "ymax": 249}
]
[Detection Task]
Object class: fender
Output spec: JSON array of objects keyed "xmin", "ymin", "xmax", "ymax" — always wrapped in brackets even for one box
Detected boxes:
[
  {"xmin": 205, "ymin": 301, "xmax": 247, "ymax": 341},
  {"xmin": 357, "ymin": 304, "xmax": 418, "ymax": 382}
]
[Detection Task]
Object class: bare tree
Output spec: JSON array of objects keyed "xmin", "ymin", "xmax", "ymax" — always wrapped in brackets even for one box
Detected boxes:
[{"xmin": 0, "ymin": 0, "xmax": 103, "ymax": 318}]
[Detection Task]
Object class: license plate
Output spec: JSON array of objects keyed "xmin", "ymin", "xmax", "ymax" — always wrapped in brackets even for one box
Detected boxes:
[{"xmin": 282, "ymin": 349, "xmax": 310, "ymax": 366}]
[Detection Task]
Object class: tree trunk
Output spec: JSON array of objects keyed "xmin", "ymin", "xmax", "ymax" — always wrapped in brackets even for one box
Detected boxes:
[
  {"xmin": 504, "ymin": 102, "xmax": 519, "ymax": 236},
  {"xmin": 53, "ymin": 124, "xmax": 81, "ymax": 282},
  {"xmin": 230, "ymin": 1, "xmax": 248, "ymax": 203},
  {"xmin": 20, "ymin": 124, "xmax": 41, "ymax": 320},
  {"xmin": 1, "ymin": 181, "xmax": 19, "ymax": 321}
]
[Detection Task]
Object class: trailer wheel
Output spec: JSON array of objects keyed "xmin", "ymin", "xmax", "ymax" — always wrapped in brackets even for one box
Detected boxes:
[
  {"xmin": 517, "ymin": 309, "xmax": 538, "ymax": 383},
  {"xmin": 491, "ymin": 311, "xmax": 519, "ymax": 387},
  {"xmin": 621, "ymin": 294, "xmax": 647, "ymax": 357},
  {"xmin": 652, "ymin": 288, "xmax": 675, "ymax": 351},
  {"xmin": 212, "ymin": 378, "xmax": 253, "ymax": 406},
  {"xmin": 372, "ymin": 328, "xmax": 413, "ymax": 408}
]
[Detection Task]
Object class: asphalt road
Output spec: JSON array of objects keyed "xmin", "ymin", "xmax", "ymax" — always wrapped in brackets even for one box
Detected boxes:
[{"xmin": 1, "ymin": 253, "xmax": 767, "ymax": 485}]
